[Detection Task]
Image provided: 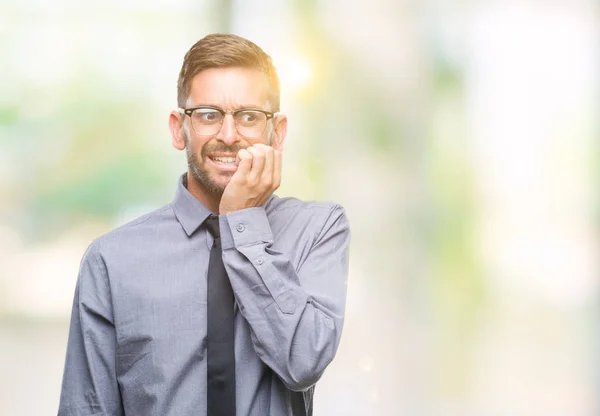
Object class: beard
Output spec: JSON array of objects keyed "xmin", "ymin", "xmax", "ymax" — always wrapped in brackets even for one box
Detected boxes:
[{"xmin": 184, "ymin": 132, "xmax": 246, "ymax": 195}]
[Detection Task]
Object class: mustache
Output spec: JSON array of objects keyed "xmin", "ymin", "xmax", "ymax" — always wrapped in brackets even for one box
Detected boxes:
[{"xmin": 201, "ymin": 142, "xmax": 247, "ymax": 157}]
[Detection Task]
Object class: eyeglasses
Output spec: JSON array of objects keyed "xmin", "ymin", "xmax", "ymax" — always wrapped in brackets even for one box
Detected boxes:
[{"xmin": 180, "ymin": 105, "xmax": 275, "ymax": 139}]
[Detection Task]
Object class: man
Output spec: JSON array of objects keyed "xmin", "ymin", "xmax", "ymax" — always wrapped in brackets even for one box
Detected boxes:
[{"xmin": 58, "ymin": 33, "xmax": 350, "ymax": 416}]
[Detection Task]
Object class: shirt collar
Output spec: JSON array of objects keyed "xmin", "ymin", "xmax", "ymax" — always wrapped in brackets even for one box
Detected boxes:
[
  {"xmin": 171, "ymin": 172, "xmax": 279, "ymax": 237},
  {"xmin": 171, "ymin": 173, "xmax": 213, "ymax": 237}
]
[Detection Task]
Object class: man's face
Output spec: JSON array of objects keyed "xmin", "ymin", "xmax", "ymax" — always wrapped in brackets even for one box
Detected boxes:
[{"xmin": 181, "ymin": 67, "xmax": 276, "ymax": 194}]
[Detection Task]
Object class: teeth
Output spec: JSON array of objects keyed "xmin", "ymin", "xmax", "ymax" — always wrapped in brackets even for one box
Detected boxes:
[{"xmin": 212, "ymin": 157, "xmax": 236, "ymax": 164}]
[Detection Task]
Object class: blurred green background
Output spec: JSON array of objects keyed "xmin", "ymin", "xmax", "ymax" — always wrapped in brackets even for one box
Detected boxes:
[{"xmin": 1, "ymin": 0, "xmax": 598, "ymax": 414}]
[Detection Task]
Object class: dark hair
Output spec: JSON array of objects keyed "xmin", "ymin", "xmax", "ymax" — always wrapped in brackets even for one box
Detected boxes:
[{"xmin": 177, "ymin": 33, "xmax": 280, "ymax": 111}]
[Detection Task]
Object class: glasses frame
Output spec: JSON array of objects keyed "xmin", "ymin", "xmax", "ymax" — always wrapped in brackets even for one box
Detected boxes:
[{"xmin": 180, "ymin": 105, "xmax": 276, "ymax": 139}]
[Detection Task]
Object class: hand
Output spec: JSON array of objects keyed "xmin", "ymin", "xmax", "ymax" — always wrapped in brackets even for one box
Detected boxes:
[{"xmin": 219, "ymin": 143, "xmax": 282, "ymax": 214}]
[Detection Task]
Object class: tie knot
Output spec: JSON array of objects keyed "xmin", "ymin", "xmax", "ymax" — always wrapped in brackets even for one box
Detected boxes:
[{"xmin": 205, "ymin": 214, "xmax": 220, "ymax": 239}]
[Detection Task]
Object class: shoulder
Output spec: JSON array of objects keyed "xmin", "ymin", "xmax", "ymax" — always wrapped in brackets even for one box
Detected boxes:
[
  {"xmin": 85, "ymin": 203, "xmax": 175, "ymax": 259},
  {"xmin": 266, "ymin": 195, "xmax": 349, "ymax": 235},
  {"xmin": 268, "ymin": 195, "xmax": 345, "ymax": 215}
]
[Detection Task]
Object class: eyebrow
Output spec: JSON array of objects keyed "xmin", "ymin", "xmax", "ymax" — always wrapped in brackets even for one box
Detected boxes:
[{"xmin": 191, "ymin": 103, "xmax": 264, "ymax": 110}]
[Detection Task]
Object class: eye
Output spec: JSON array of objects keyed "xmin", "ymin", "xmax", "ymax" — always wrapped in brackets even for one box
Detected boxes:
[
  {"xmin": 241, "ymin": 112, "xmax": 257, "ymax": 122},
  {"xmin": 237, "ymin": 110, "xmax": 264, "ymax": 125},
  {"xmin": 194, "ymin": 109, "xmax": 221, "ymax": 123}
]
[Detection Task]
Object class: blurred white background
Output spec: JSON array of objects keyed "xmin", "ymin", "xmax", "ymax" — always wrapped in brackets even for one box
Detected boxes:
[{"xmin": 0, "ymin": 0, "xmax": 598, "ymax": 414}]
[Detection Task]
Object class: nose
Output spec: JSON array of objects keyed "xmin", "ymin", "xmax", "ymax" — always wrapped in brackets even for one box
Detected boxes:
[{"xmin": 215, "ymin": 113, "xmax": 240, "ymax": 145}]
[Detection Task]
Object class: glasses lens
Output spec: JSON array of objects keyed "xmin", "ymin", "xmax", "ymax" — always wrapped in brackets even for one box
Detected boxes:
[
  {"xmin": 235, "ymin": 110, "xmax": 267, "ymax": 138},
  {"xmin": 191, "ymin": 109, "xmax": 223, "ymax": 136}
]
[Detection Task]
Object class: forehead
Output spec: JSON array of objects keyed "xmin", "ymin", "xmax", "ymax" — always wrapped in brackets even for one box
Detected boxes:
[{"xmin": 187, "ymin": 67, "xmax": 270, "ymax": 109}]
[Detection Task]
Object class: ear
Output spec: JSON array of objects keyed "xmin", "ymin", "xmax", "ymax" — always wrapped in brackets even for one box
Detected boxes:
[
  {"xmin": 271, "ymin": 114, "xmax": 287, "ymax": 151},
  {"xmin": 169, "ymin": 110, "xmax": 186, "ymax": 151}
]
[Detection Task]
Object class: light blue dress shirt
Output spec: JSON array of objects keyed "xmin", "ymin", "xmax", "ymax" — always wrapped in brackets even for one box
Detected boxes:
[{"xmin": 58, "ymin": 174, "xmax": 350, "ymax": 415}]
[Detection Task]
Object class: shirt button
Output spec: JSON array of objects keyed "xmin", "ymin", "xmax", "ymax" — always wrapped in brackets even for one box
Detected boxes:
[
  {"xmin": 236, "ymin": 223, "xmax": 245, "ymax": 232},
  {"xmin": 255, "ymin": 258, "xmax": 264, "ymax": 265}
]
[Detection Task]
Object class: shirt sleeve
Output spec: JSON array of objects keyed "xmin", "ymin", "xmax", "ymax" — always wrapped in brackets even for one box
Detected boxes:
[
  {"xmin": 220, "ymin": 204, "xmax": 350, "ymax": 392},
  {"xmin": 58, "ymin": 243, "xmax": 124, "ymax": 416}
]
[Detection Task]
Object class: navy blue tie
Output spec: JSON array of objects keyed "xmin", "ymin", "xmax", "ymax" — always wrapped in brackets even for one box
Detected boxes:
[{"xmin": 205, "ymin": 214, "xmax": 236, "ymax": 415}]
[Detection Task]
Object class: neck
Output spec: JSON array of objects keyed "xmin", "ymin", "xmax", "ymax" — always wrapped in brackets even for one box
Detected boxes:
[{"xmin": 185, "ymin": 171, "xmax": 221, "ymax": 214}]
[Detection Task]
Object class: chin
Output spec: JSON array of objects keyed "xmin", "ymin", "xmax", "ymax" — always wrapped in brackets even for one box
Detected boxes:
[{"xmin": 210, "ymin": 172, "xmax": 233, "ymax": 192}]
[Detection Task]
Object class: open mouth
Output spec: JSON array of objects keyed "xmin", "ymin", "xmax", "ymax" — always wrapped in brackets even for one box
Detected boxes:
[
  {"xmin": 210, "ymin": 156, "xmax": 237, "ymax": 165},
  {"xmin": 207, "ymin": 154, "xmax": 239, "ymax": 171}
]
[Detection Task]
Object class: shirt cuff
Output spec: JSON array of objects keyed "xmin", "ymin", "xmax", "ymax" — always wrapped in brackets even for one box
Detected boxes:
[{"xmin": 220, "ymin": 207, "xmax": 274, "ymax": 250}]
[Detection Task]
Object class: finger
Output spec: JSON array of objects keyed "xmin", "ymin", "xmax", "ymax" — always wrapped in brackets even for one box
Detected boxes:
[
  {"xmin": 246, "ymin": 146, "xmax": 265, "ymax": 184},
  {"xmin": 273, "ymin": 149, "xmax": 282, "ymax": 190},
  {"xmin": 258, "ymin": 145, "xmax": 274, "ymax": 186},
  {"xmin": 234, "ymin": 148, "xmax": 253, "ymax": 180}
]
